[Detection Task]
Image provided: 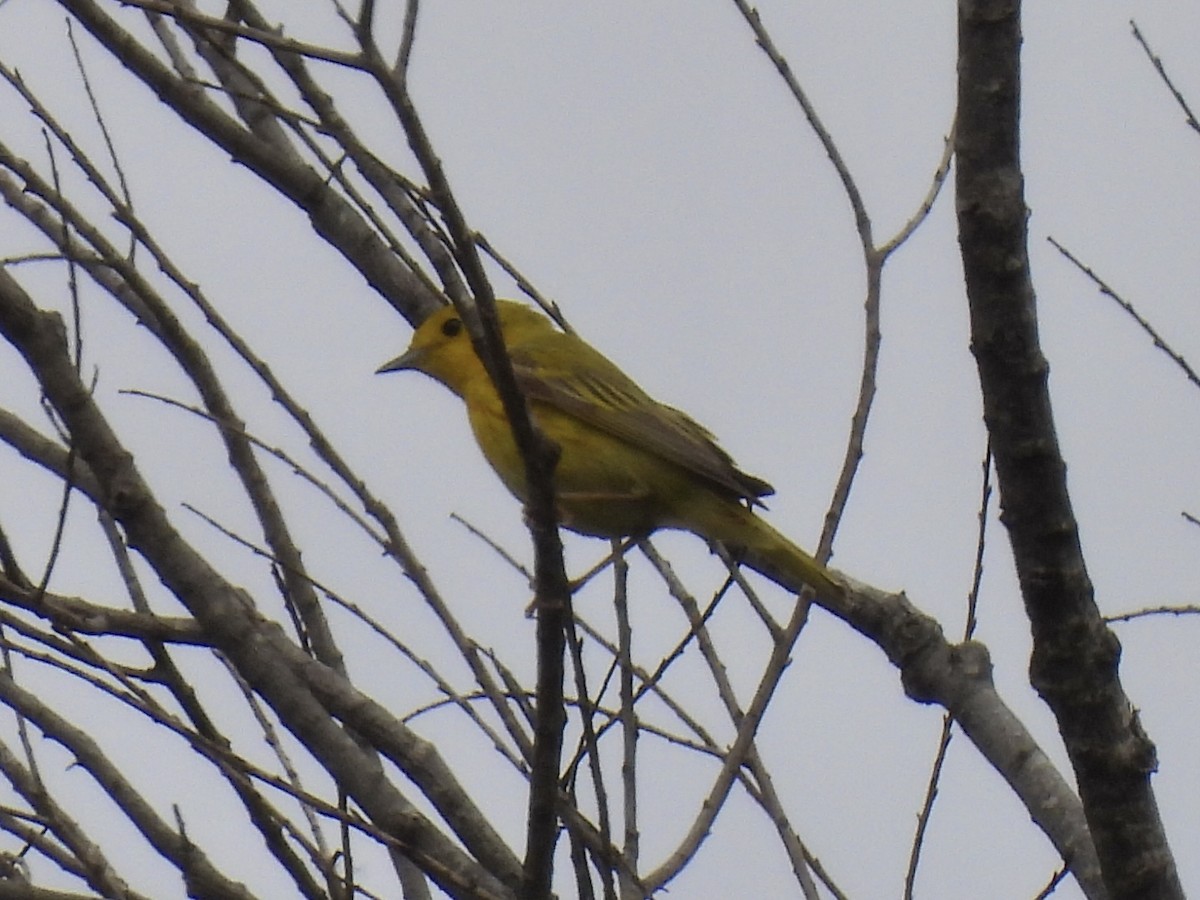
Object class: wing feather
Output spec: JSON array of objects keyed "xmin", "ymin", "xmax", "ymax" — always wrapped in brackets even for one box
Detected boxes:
[{"xmin": 509, "ymin": 338, "xmax": 774, "ymax": 505}]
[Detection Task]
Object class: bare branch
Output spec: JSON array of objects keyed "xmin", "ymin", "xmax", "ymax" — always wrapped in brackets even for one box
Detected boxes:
[
  {"xmin": 1048, "ymin": 237, "xmax": 1200, "ymax": 390},
  {"xmin": 958, "ymin": 2, "xmax": 1177, "ymax": 895},
  {"xmin": 1130, "ymin": 20, "xmax": 1200, "ymax": 137}
]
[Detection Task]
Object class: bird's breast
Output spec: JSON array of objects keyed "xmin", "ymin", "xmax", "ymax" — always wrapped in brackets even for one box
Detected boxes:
[{"xmin": 463, "ymin": 393, "xmax": 675, "ymax": 538}]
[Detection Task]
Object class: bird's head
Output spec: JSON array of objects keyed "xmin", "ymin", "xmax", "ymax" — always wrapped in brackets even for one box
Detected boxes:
[{"xmin": 376, "ymin": 300, "xmax": 554, "ymax": 396}]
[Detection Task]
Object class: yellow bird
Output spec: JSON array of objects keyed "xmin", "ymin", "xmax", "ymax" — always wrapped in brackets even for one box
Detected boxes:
[{"xmin": 378, "ymin": 301, "xmax": 840, "ymax": 599}]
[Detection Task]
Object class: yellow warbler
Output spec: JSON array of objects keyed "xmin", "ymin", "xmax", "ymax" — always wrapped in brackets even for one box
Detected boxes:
[{"xmin": 378, "ymin": 301, "xmax": 840, "ymax": 599}]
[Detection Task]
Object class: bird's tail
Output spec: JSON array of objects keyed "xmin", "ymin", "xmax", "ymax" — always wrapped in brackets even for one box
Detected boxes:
[{"xmin": 683, "ymin": 499, "xmax": 842, "ymax": 600}]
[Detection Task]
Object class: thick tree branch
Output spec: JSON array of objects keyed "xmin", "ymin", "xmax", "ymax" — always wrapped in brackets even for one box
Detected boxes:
[{"xmin": 955, "ymin": 2, "xmax": 1181, "ymax": 897}]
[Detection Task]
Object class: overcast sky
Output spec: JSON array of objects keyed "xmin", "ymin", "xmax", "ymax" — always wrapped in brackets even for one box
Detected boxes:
[{"xmin": 1, "ymin": 3, "xmax": 1198, "ymax": 897}]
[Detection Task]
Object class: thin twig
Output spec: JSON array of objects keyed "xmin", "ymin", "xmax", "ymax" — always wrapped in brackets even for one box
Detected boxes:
[
  {"xmin": 395, "ymin": 0, "xmax": 420, "ymax": 75},
  {"xmin": 564, "ymin": 616, "xmax": 613, "ymax": 900},
  {"xmin": 1048, "ymin": 236, "xmax": 1200, "ymax": 390},
  {"xmin": 1105, "ymin": 604, "xmax": 1200, "ymax": 624},
  {"xmin": 879, "ymin": 119, "xmax": 956, "ymax": 257},
  {"xmin": 353, "ymin": 23, "xmax": 572, "ymax": 889},
  {"xmin": 1130, "ymin": 20, "xmax": 1200, "ymax": 137},
  {"xmin": 66, "ymin": 19, "xmax": 137, "ymax": 259},
  {"xmin": 905, "ymin": 443, "xmax": 994, "ymax": 897},
  {"xmin": 118, "ymin": 0, "xmax": 364, "ymax": 68},
  {"xmin": 614, "ymin": 547, "xmax": 638, "ymax": 900}
]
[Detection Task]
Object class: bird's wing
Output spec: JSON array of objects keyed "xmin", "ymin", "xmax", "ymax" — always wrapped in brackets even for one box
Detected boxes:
[{"xmin": 509, "ymin": 340, "xmax": 774, "ymax": 504}]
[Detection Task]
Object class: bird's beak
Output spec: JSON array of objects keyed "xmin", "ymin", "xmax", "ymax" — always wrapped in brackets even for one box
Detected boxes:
[{"xmin": 376, "ymin": 347, "xmax": 424, "ymax": 375}]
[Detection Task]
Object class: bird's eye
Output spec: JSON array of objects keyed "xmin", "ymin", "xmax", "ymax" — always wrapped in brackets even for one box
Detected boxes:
[{"xmin": 441, "ymin": 317, "xmax": 463, "ymax": 338}]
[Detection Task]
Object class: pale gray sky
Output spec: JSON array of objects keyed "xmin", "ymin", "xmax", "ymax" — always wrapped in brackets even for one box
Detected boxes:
[{"xmin": 0, "ymin": 3, "xmax": 1197, "ymax": 897}]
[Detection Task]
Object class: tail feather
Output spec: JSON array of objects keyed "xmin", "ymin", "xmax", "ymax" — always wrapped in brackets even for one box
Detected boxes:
[{"xmin": 681, "ymin": 498, "xmax": 842, "ymax": 599}]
